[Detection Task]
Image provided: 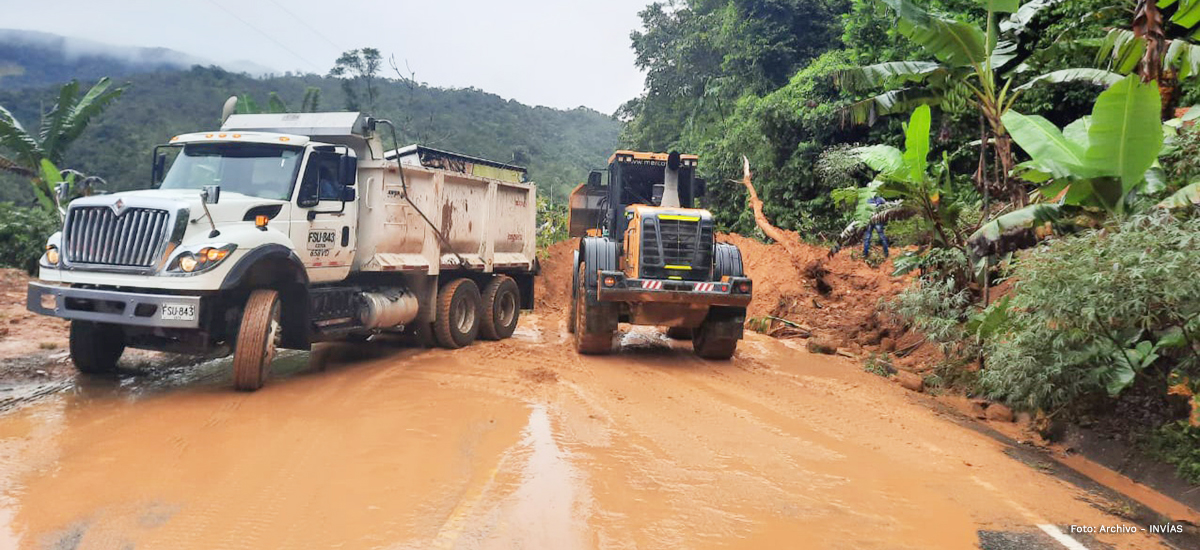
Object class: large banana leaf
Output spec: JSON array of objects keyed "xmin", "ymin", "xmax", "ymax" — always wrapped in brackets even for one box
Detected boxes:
[
  {"xmin": 0, "ymin": 105, "xmax": 43, "ymax": 168},
  {"xmin": 903, "ymin": 104, "xmax": 932, "ymax": 182},
  {"xmin": 1165, "ymin": 39, "xmax": 1200, "ymax": 78},
  {"xmin": 842, "ymin": 87, "xmax": 942, "ymax": 126},
  {"xmin": 58, "ymin": 78, "xmax": 123, "ymax": 160},
  {"xmin": 1160, "ymin": 0, "xmax": 1200, "ymax": 29},
  {"xmin": 834, "ymin": 62, "xmax": 946, "ymax": 91},
  {"xmin": 853, "ymin": 145, "xmax": 905, "ymax": 176},
  {"xmin": 968, "ymin": 203, "xmax": 1064, "ymax": 257},
  {"xmin": 1015, "ymin": 68, "xmax": 1123, "ymax": 90},
  {"xmin": 1000, "ymin": 0, "xmax": 1065, "ymax": 35},
  {"xmin": 883, "ymin": 0, "xmax": 988, "ymax": 69},
  {"xmin": 1084, "ymin": 75, "xmax": 1163, "ymax": 192},
  {"xmin": 1157, "ymin": 181, "xmax": 1200, "ymax": 208},
  {"xmin": 37, "ymin": 80, "xmax": 80, "ymax": 163},
  {"xmin": 1001, "ymin": 111, "xmax": 1088, "ymax": 172},
  {"xmin": 1062, "ymin": 116, "xmax": 1093, "ymax": 149},
  {"xmin": 1097, "ymin": 29, "xmax": 1146, "ymax": 74}
]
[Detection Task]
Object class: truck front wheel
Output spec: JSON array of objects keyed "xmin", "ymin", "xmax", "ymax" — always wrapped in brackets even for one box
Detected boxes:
[
  {"xmin": 480, "ymin": 275, "xmax": 520, "ymax": 341},
  {"xmin": 434, "ymin": 278, "xmax": 482, "ymax": 349},
  {"xmin": 69, "ymin": 321, "xmax": 125, "ymax": 374},
  {"xmin": 233, "ymin": 289, "xmax": 282, "ymax": 391}
]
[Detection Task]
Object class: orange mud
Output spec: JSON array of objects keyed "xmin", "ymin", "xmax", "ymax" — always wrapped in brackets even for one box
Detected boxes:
[{"xmin": 0, "ymin": 242, "xmax": 1178, "ymax": 549}]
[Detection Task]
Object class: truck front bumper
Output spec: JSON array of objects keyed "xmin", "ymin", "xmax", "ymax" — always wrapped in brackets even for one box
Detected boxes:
[
  {"xmin": 27, "ymin": 282, "xmax": 203, "ymax": 329},
  {"xmin": 595, "ymin": 271, "xmax": 752, "ymax": 307}
]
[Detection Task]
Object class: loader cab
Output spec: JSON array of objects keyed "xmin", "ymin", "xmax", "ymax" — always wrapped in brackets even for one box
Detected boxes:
[
  {"xmin": 568, "ymin": 150, "xmax": 705, "ymax": 240},
  {"xmin": 569, "ymin": 151, "xmax": 714, "ymax": 282}
]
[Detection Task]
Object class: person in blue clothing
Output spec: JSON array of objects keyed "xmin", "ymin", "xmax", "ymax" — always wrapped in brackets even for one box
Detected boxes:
[{"xmin": 862, "ymin": 195, "xmax": 889, "ymax": 259}]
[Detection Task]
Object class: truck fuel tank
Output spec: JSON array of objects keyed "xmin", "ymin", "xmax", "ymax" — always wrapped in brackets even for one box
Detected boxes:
[{"xmin": 359, "ymin": 290, "xmax": 420, "ymax": 329}]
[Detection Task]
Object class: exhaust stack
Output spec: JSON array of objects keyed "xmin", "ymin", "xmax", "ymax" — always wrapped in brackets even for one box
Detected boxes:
[{"xmin": 661, "ymin": 151, "xmax": 682, "ymax": 208}]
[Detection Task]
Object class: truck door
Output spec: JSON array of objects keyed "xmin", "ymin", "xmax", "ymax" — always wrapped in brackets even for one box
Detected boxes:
[{"xmin": 292, "ymin": 149, "xmax": 357, "ymax": 282}]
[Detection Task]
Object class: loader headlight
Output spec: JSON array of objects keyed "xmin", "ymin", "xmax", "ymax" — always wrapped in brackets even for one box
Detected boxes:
[{"xmin": 168, "ymin": 244, "xmax": 236, "ymax": 274}]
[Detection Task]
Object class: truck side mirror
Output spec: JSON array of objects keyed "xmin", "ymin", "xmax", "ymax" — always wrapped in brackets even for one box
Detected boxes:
[
  {"xmin": 201, "ymin": 185, "xmax": 221, "ymax": 204},
  {"xmin": 695, "ymin": 177, "xmax": 707, "ymax": 198},
  {"xmin": 339, "ymin": 155, "xmax": 357, "ymax": 186},
  {"xmin": 152, "ymin": 152, "xmax": 167, "ymax": 185},
  {"xmin": 587, "ymin": 171, "xmax": 603, "ymax": 187}
]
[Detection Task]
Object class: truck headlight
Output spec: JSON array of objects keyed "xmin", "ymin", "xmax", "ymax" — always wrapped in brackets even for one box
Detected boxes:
[
  {"xmin": 44, "ymin": 245, "xmax": 60, "ymax": 266},
  {"xmin": 167, "ymin": 244, "xmax": 236, "ymax": 274}
]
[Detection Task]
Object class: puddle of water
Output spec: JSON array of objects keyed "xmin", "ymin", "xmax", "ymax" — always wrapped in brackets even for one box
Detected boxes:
[{"xmin": 502, "ymin": 404, "xmax": 589, "ymax": 548}]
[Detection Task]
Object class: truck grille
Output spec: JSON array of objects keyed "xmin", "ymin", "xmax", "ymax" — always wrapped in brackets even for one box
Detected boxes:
[
  {"xmin": 640, "ymin": 216, "xmax": 713, "ymax": 281},
  {"xmin": 64, "ymin": 206, "xmax": 171, "ymax": 267}
]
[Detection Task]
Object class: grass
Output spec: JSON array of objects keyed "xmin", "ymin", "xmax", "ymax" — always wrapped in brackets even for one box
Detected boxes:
[{"xmin": 38, "ymin": 341, "xmax": 58, "ymax": 350}]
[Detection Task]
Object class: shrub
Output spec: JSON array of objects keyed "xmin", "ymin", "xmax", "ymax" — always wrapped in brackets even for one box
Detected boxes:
[
  {"xmin": 1144, "ymin": 421, "xmax": 1200, "ymax": 484},
  {"xmin": 981, "ymin": 213, "xmax": 1200, "ymax": 412},
  {"xmin": 0, "ymin": 203, "xmax": 59, "ymax": 273}
]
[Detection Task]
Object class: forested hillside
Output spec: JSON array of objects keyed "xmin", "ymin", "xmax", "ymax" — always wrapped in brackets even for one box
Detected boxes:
[{"xmin": 0, "ymin": 61, "xmax": 619, "ymax": 206}]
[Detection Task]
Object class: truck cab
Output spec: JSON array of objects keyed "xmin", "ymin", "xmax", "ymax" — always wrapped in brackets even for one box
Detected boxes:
[{"xmin": 28, "ymin": 112, "xmax": 538, "ymax": 390}]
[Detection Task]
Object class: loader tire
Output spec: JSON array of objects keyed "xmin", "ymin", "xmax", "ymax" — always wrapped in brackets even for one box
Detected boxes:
[
  {"xmin": 233, "ymin": 289, "xmax": 281, "ymax": 391},
  {"xmin": 69, "ymin": 321, "xmax": 125, "ymax": 374},
  {"xmin": 480, "ymin": 275, "xmax": 520, "ymax": 341},
  {"xmin": 567, "ymin": 251, "xmax": 578, "ymax": 334},
  {"xmin": 434, "ymin": 278, "xmax": 482, "ymax": 349},
  {"xmin": 574, "ymin": 262, "xmax": 614, "ymax": 355},
  {"xmin": 693, "ymin": 323, "xmax": 738, "ymax": 360}
]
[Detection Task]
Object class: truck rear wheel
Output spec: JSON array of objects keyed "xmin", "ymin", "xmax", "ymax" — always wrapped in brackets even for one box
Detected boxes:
[
  {"xmin": 434, "ymin": 278, "xmax": 482, "ymax": 349},
  {"xmin": 480, "ymin": 275, "xmax": 520, "ymax": 341},
  {"xmin": 233, "ymin": 289, "xmax": 281, "ymax": 391},
  {"xmin": 69, "ymin": 321, "xmax": 125, "ymax": 374},
  {"xmin": 693, "ymin": 323, "xmax": 738, "ymax": 360},
  {"xmin": 574, "ymin": 262, "xmax": 615, "ymax": 355}
]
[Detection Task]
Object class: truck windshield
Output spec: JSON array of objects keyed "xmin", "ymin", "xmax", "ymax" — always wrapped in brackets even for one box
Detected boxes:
[{"xmin": 161, "ymin": 143, "xmax": 303, "ymax": 200}]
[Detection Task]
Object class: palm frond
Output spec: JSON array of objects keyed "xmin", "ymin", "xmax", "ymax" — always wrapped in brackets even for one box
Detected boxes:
[{"xmin": 828, "ymin": 204, "xmax": 917, "ymax": 257}]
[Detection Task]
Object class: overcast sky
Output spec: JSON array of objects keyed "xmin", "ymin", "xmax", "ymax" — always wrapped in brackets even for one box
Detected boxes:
[{"xmin": 4, "ymin": 0, "xmax": 654, "ymax": 113}]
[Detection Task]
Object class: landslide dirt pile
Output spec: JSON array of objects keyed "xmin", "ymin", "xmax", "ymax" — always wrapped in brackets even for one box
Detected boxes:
[{"xmin": 535, "ymin": 235, "xmax": 940, "ymax": 370}]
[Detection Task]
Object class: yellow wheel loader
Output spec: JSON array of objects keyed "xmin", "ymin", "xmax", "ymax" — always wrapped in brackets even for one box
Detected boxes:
[{"xmin": 567, "ymin": 151, "xmax": 753, "ymax": 358}]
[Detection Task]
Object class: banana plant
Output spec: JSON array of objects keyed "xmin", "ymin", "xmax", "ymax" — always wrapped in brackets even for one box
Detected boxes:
[
  {"xmin": 970, "ymin": 75, "xmax": 1165, "ymax": 256},
  {"xmin": 0, "ymin": 78, "xmax": 124, "ymax": 211},
  {"xmin": 1096, "ymin": 0, "xmax": 1200, "ymax": 116},
  {"xmin": 835, "ymin": 0, "xmax": 1122, "ymax": 208},
  {"xmin": 832, "ymin": 105, "xmax": 966, "ymax": 255}
]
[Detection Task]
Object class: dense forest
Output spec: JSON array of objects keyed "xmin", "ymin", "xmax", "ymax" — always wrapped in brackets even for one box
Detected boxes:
[{"xmin": 0, "ymin": 37, "xmax": 620, "ymax": 206}]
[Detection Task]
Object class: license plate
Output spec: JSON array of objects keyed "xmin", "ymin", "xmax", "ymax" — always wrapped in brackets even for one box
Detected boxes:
[{"xmin": 161, "ymin": 303, "xmax": 197, "ymax": 321}]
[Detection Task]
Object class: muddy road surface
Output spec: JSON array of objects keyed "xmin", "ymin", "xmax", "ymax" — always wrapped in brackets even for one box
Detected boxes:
[{"xmin": 0, "ymin": 306, "xmax": 1186, "ymax": 549}]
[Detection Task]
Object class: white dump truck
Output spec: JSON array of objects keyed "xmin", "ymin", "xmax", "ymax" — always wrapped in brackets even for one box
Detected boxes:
[{"xmin": 26, "ymin": 112, "xmax": 537, "ymax": 390}]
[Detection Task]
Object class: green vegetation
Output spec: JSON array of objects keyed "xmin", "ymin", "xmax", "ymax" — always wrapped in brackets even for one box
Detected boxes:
[
  {"xmin": 980, "ymin": 213, "xmax": 1200, "ymax": 412},
  {"xmin": 0, "ymin": 202, "xmax": 58, "ymax": 273}
]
